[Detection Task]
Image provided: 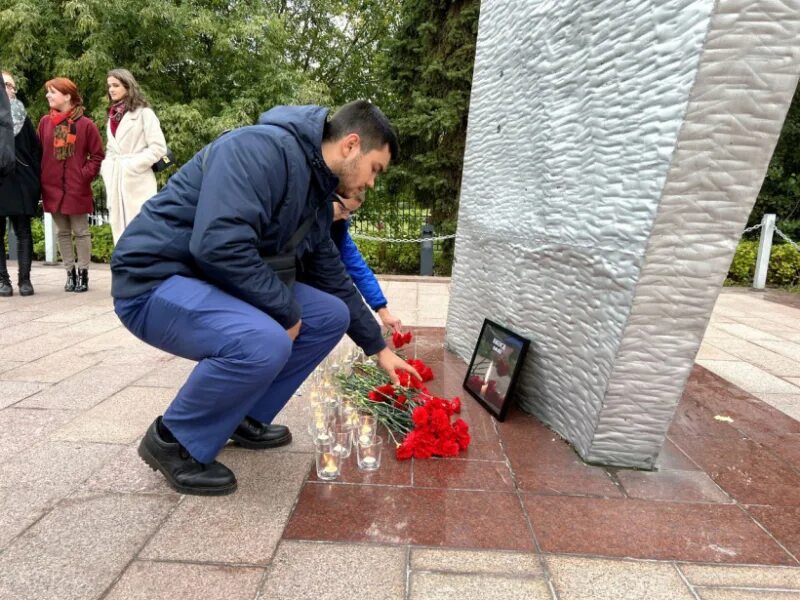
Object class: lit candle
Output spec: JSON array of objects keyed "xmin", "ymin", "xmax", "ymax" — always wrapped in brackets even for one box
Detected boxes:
[
  {"xmin": 361, "ymin": 456, "xmax": 377, "ymax": 467},
  {"xmin": 333, "ymin": 443, "xmax": 345, "ymax": 455},
  {"xmin": 322, "ymin": 454, "xmax": 338, "ymax": 475},
  {"xmin": 317, "ymin": 431, "xmax": 330, "ymax": 443}
]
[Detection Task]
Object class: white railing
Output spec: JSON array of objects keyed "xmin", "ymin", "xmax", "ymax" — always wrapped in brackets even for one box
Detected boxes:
[{"xmin": 748, "ymin": 213, "xmax": 800, "ymax": 289}]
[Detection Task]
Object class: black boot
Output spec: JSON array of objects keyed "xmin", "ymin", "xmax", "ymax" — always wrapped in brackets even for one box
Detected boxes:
[
  {"xmin": 0, "ymin": 271, "xmax": 11, "ymax": 297},
  {"xmin": 74, "ymin": 268, "xmax": 89, "ymax": 293},
  {"xmin": 138, "ymin": 417, "xmax": 238, "ymax": 496},
  {"xmin": 64, "ymin": 267, "xmax": 76, "ymax": 292},
  {"xmin": 15, "ymin": 217, "xmax": 34, "ymax": 296},
  {"xmin": 230, "ymin": 416, "xmax": 292, "ymax": 449}
]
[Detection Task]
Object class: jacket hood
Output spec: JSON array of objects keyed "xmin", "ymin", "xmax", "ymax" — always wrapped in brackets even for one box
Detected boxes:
[{"xmin": 258, "ymin": 105, "xmax": 329, "ymax": 169}]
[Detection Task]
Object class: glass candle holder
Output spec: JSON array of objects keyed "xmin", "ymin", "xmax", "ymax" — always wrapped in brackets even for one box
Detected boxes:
[
  {"xmin": 331, "ymin": 428, "xmax": 352, "ymax": 459},
  {"xmin": 306, "ymin": 405, "xmax": 333, "ymax": 441},
  {"xmin": 315, "ymin": 442, "xmax": 340, "ymax": 481},
  {"xmin": 356, "ymin": 435, "xmax": 382, "ymax": 471},
  {"xmin": 356, "ymin": 415, "xmax": 376, "ymax": 446}
]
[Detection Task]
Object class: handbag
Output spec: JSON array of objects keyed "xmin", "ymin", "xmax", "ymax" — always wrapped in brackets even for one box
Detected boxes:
[
  {"xmin": 200, "ymin": 139, "xmax": 316, "ymax": 287},
  {"xmin": 152, "ymin": 148, "xmax": 176, "ymax": 173}
]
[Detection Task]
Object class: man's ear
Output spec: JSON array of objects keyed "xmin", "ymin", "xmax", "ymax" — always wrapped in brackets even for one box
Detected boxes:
[{"xmin": 341, "ymin": 133, "xmax": 361, "ymax": 159}]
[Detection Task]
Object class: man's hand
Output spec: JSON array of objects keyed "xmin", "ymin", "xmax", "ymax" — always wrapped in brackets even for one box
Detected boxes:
[
  {"xmin": 286, "ymin": 319, "xmax": 302, "ymax": 341},
  {"xmin": 375, "ymin": 347, "xmax": 421, "ymax": 385},
  {"xmin": 377, "ymin": 307, "xmax": 402, "ymax": 333}
]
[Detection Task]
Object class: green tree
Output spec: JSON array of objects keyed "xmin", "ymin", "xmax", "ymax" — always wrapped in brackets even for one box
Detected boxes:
[{"xmin": 372, "ymin": 0, "xmax": 481, "ymax": 273}]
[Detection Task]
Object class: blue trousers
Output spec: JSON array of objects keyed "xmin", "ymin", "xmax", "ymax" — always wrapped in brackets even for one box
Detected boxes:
[{"xmin": 114, "ymin": 275, "xmax": 350, "ymax": 463}]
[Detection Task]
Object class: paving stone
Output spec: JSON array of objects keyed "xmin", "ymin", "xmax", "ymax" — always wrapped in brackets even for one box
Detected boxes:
[
  {"xmin": 712, "ymin": 339, "xmax": 800, "ymax": 377},
  {"xmin": 0, "ymin": 407, "xmax": 76, "ymax": 463},
  {"xmin": 0, "ymin": 380, "xmax": 47, "ymax": 408},
  {"xmin": 0, "ymin": 360, "xmax": 25, "ymax": 374},
  {"xmin": 141, "ymin": 452, "xmax": 310, "ymax": 564},
  {"xmin": 0, "ymin": 346, "xmax": 105, "ymax": 383},
  {"xmin": 83, "ymin": 444, "xmax": 173, "ymax": 495},
  {"xmin": 106, "ymin": 561, "xmax": 264, "ymax": 600},
  {"xmin": 0, "ymin": 493, "xmax": 176, "ymax": 600},
  {"xmin": 17, "ymin": 363, "xmax": 156, "ymax": 411},
  {"xmin": 0, "ymin": 440, "xmax": 124, "ymax": 491},
  {"xmin": 410, "ymin": 548, "xmax": 541, "ymax": 576},
  {"xmin": 546, "ymin": 555, "xmax": 695, "ymax": 599},
  {"xmin": 0, "ymin": 486, "xmax": 63, "ymax": 551},
  {"xmin": 52, "ymin": 386, "xmax": 173, "ymax": 444},
  {"xmin": 696, "ymin": 361, "xmax": 800, "ymax": 394},
  {"xmin": 260, "ymin": 541, "xmax": 405, "ymax": 600},
  {"xmin": 680, "ymin": 564, "xmax": 800, "ymax": 588},
  {"xmin": 409, "ymin": 571, "xmax": 550, "ymax": 599},
  {"xmin": 133, "ymin": 357, "xmax": 196, "ymax": 388},
  {"xmin": 697, "ymin": 590, "xmax": 800, "ymax": 599},
  {"xmin": 696, "ymin": 343, "xmax": 738, "ymax": 361}
]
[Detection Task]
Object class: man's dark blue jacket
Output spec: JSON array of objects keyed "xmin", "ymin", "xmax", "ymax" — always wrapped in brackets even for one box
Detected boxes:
[{"xmin": 111, "ymin": 105, "xmax": 386, "ymax": 356}]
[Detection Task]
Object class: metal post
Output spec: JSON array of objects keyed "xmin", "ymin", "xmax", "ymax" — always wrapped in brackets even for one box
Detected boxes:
[
  {"xmin": 753, "ymin": 213, "xmax": 775, "ymax": 290},
  {"xmin": 7, "ymin": 218, "xmax": 17, "ymax": 260},
  {"xmin": 420, "ymin": 223, "xmax": 434, "ymax": 276},
  {"xmin": 44, "ymin": 213, "xmax": 58, "ymax": 264}
]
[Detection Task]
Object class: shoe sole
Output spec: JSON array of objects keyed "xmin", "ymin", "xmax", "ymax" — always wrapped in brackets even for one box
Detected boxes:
[
  {"xmin": 137, "ymin": 441, "xmax": 238, "ymax": 496},
  {"xmin": 230, "ymin": 431, "xmax": 292, "ymax": 450}
]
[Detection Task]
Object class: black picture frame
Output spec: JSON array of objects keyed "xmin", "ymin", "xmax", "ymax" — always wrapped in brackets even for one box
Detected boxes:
[{"xmin": 462, "ymin": 319, "xmax": 530, "ymax": 421}]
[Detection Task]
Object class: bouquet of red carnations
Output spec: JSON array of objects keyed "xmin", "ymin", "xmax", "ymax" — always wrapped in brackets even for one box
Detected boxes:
[{"xmin": 337, "ymin": 333, "xmax": 470, "ymax": 460}]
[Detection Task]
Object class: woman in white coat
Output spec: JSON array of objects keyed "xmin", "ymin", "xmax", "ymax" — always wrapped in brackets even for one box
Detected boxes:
[{"xmin": 101, "ymin": 68, "xmax": 167, "ymax": 243}]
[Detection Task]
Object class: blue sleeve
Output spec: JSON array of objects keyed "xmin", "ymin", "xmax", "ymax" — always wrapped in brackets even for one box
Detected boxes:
[
  {"xmin": 188, "ymin": 130, "xmax": 301, "ymax": 329},
  {"xmin": 335, "ymin": 222, "xmax": 388, "ymax": 311}
]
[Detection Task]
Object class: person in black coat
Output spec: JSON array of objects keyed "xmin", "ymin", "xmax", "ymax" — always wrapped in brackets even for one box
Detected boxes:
[
  {"xmin": 0, "ymin": 72, "xmax": 13, "ymax": 181},
  {"xmin": 0, "ymin": 71, "xmax": 41, "ymax": 296}
]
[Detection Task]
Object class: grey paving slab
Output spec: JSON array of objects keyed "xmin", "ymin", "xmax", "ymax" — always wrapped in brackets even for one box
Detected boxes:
[
  {"xmin": 0, "ymin": 346, "xmax": 105, "ymax": 383},
  {"xmin": 140, "ymin": 452, "xmax": 310, "ymax": 564},
  {"xmin": 0, "ymin": 380, "xmax": 47, "ymax": 408},
  {"xmin": 0, "ymin": 327, "xmax": 86, "ymax": 362},
  {"xmin": 696, "ymin": 360, "xmax": 800, "ymax": 394},
  {"xmin": 52, "ymin": 386, "xmax": 174, "ymax": 444},
  {"xmin": 717, "ymin": 324, "xmax": 785, "ymax": 342},
  {"xmin": 0, "ymin": 440, "xmax": 124, "ymax": 491},
  {"xmin": 32, "ymin": 303, "xmax": 115, "ymax": 323},
  {"xmin": 0, "ymin": 407, "xmax": 76, "ymax": 463},
  {"xmin": 711, "ymin": 340, "xmax": 800, "ymax": 378},
  {"xmin": 0, "ymin": 486, "xmax": 63, "ymax": 551},
  {"xmin": 133, "ymin": 357, "xmax": 196, "ymax": 388},
  {"xmin": 17, "ymin": 363, "xmax": 156, "ymax": 411},
  {"xmin": 697, "ymin": 343, "xmax": 738, "ymax": 361},
  {"xmin": 753, "ymin": 394, "xmax": 800, "ymax": 421},
  {"xmin": 0, "ymin": 320, "xmax": 64, "ymax": 345},
  {"xmin": 752, "ymin": 340, "xmax": 800, "ymax": 363},
  {"xmin": 0, "ymin": 492, "xmax": 176, "ymax": 600},
  {"xmin": 0, "ymin": 309, "xmax": 49, "ymax": 327},
  {"xmin": 105, "ymin": 561, "xmax": 264, "ymax": 600},
  {"xmin": 268, "ymin": 393, "xmax": 316, "ymax": 453},
  {"xmin": 83, "ymin": 444, "xmax": 173, "ymax": 495},
  {"xmin": 409, "ymin": 572, "xmax": 551, "ymax": 600},
  {"xmin": 697, "ymin": 590, "xmax": 800, "ymax": 599},
  {"xmin": 0, "ymin": 359, "xmax": 25, "ymax": 374},
  {"xmin": 546, "ymin": 555, "xmax": 695, "ymax": 600},
  {"xmin": 680, "ymin": 564, "xmax": 800, "ymax": 588},
  {"xmin": 410, "ymin": 548, "xmax": 542, "ymax": 576},
  {"xmin": 260, "ymin": 541, "xmax": 406, "ymax": 600}
]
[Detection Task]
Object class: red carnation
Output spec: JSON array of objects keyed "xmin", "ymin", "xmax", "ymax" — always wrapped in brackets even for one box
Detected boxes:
[
  {"xmin": 450, "ymin": 396, "xmax": 462, "ymax": 414},
  {"xmin": 407, "ymin": 359, "xmax": 434, "ymax": 382},
  {"xmin": 392, "ymin": 330, "xmax": 413, "ymax": 349}
]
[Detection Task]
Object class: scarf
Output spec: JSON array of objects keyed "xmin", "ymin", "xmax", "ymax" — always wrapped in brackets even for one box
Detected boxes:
[
  {"xmin": 10, "ymin": 98, "xmax": 26, "ymax": 136},
  {"xmin": 50, "ymin": 105, "xmax": 84, "ymax": 160},
  {"xmin": 108, "ymin": 100, "xmax": 127, "ymax": 137}
]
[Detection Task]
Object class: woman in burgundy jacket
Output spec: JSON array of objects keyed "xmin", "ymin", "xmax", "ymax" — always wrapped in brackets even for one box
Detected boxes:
[{"xmin": 38, "ymin": 77, "xmax": 104, "ymax": 292}]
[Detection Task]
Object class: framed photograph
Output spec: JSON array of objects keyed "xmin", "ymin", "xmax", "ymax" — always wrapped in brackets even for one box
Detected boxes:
[{"xmin": 463, "ymin": 319, "xmax": 530, "ymax": 421}]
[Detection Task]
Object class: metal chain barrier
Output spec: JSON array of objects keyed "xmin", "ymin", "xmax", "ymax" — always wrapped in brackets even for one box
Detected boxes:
[
  {"xmin": 774, "ymin": 226, "xmax": 800, "ymax": 252},
  {"xmin": 350, "ymin": 232, "xmax": 457, "ymax": 243},
  {"xmin": 742, "ymin": 223, "xmax": 762, "ymax": 235}
]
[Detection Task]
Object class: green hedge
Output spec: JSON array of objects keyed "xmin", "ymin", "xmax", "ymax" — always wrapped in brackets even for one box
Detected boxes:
[
  {"xmin": 727, "ymin": 240, "xmax": 800, "ymax": 286},
  {"xmin": 30, "ymin": 219, "xmax": 115, "ymax": 264}
]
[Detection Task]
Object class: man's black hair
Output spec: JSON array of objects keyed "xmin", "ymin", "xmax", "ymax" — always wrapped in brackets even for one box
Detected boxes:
[{"xmin": 323, "ymin": 100, "xmax": 399, "ymax": 161}]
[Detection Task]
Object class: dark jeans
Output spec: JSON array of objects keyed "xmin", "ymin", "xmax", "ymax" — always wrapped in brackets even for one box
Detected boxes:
[{"xmin": 0, "ymin": 216, "xmax": 33, "ymax": 279}]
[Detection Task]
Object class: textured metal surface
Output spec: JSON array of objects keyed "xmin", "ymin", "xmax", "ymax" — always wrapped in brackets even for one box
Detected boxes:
[{"xmin": 447, "ymin": 0, "xmax": 800, "ymax": 467}]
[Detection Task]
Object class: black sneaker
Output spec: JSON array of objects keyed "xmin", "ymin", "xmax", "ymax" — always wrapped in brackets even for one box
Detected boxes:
[
  {"xmin": 230, "ymin": 416, "xmax": 292, "ymax": 449},
  {"xmin": 138, "ymin": 417, "xmax": 237, "ymax": 496}
]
